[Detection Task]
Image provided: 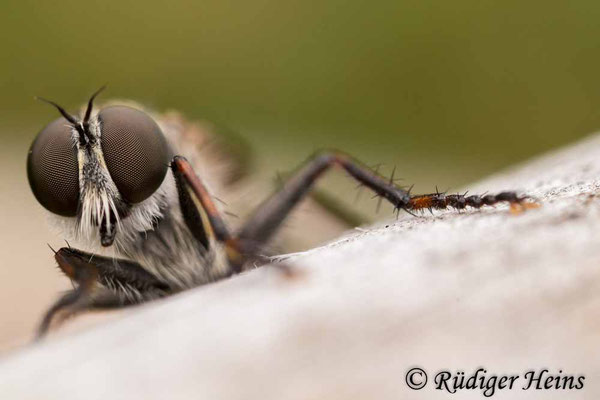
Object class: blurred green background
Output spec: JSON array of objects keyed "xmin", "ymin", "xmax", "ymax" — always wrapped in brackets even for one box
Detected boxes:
[
  {"xmin": 4, "ymin": 0, "xmax": 600, "ymax": 189},
  {"xmin": 2, "ymin": 0, "xmax": 600, "ymax": 349}
]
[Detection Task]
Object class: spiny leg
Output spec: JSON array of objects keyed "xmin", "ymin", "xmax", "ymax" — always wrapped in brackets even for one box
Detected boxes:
[
  {"xmin": 37, "ymin": 247, "xmax": 169, "ymax": 338},
  {"xmin": 236, "ymin": 151, "xmax": 412, "ymax": 248},
  {"xmin": 37, "ymin": 248, "xmax": 97, "ymax": 338},
  {"xmin": 405, "ymin": 190, "xmax": 535, "ymax": 213},
  {"xmin": 236, "ymin": 150, "xmax": 533, "ymax": 249}
]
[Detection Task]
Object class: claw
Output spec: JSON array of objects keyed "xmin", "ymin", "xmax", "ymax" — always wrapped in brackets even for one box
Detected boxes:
[{"xmin": 510, "ymin": 201, "xmax": 541, "ymax": 215}]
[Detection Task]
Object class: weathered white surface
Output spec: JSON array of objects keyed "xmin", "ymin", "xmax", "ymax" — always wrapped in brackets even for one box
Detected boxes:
[{"xmin": 2, "ymin": 134, "xmax": 600, "ymax": 399}]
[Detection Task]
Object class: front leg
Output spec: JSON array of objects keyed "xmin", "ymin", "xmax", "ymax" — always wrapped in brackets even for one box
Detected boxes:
[
  {"xmin": 38, "ymin": 247, "xmax": 170, "ymax": 338},
  {"xmin": 171, "ymin": 156, "xmax": 247, "ymax": 274}
]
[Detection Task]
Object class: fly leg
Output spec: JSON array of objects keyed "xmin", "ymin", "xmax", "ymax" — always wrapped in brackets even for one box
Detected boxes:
[
  {"xmin": 236, "ymin": 150, "xmax": 531, "ymax": 250},
  {"xmin": 171, "ymin": 156, "xmax": 247, "ymax": 274},
  {"xmin": 236, "ymin": 151, "xmax": 411, "ymax": 249},
  {"xmin": 171, "ymin": 156, "xmax": 293, "ymax": 276},
  {"xmin": 37, "ymin": 249, "xmax": 96, "ymax": 338},
  {"xmin": 37, "ymin": 247, "xmax": 169, "ymax": 338}
]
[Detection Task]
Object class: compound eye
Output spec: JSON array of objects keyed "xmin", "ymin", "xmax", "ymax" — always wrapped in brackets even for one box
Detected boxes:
[
  {"xmin": 98, "ymin": 106, "xmax": 169, "ymax": 203},
  {"xmin": 27, "ymin": 118, "xmax": 80, "ymax": 216}
]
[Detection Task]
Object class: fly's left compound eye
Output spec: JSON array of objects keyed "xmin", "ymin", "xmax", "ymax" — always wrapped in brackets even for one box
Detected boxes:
[
  {"xmin": 27, "ymin": 117, "xmax": 80, "ymax": 216},
  {"xmin": 98, "ymin": 106, "xmax": 170, "ymax": 203}
]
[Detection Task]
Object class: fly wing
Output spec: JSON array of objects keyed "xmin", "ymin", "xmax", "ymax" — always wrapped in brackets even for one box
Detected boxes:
[
  {"xmin": 154, "ymin": 108, "xmax": 370, "ymax": 253},
  {"xmin": 158, "ymin": 110, "xmax": 250, "ymax": 188}
]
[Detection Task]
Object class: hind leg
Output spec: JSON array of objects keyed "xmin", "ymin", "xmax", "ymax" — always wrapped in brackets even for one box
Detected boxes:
[{"xmin": 236, "ymin": 150, "xmax": 532, "ymax": 251}]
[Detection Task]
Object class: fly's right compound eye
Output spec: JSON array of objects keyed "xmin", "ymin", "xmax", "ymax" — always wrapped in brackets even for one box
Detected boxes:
[
  {"xmin": 27, "ymin": 117, "xmax": 80, "ymax": 216},
  {"xmin": 98, "ymin": 106, "xmax": 170, "ymax": 204}
]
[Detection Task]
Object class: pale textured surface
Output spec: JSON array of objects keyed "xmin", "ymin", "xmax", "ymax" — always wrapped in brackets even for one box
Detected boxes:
[{"xmin": 1, "ymin": 134, "xmax": 600, "ymax": 399}]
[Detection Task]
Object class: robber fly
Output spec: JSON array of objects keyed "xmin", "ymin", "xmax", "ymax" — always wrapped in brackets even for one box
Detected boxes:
[{"xmin": 27, "ymin": 88, "xmax": 534, "ymax": 337}]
